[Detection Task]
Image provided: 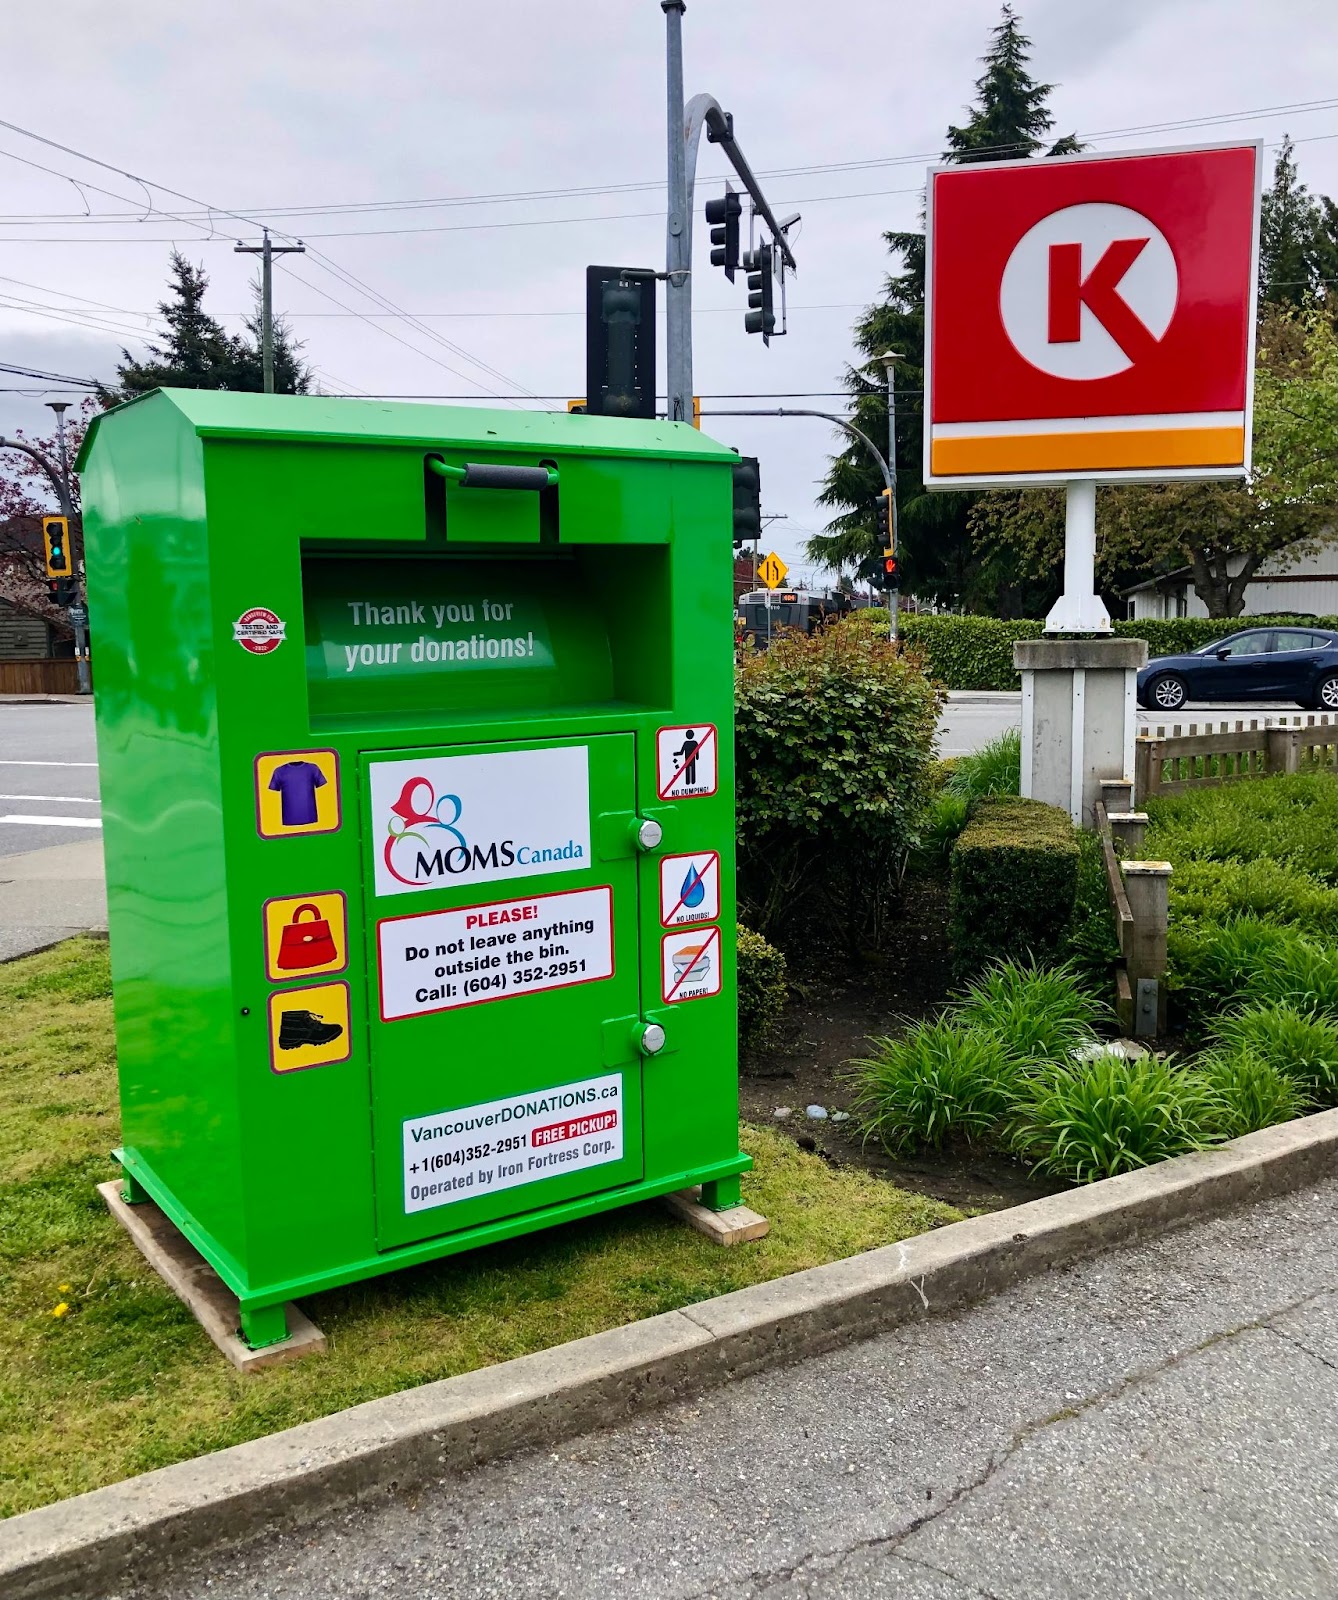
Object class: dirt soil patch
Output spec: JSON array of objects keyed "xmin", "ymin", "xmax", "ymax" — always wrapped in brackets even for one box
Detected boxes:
[{"xmin": 741, "ymin": 873, "xmax": 1066, "ymax": 1214}]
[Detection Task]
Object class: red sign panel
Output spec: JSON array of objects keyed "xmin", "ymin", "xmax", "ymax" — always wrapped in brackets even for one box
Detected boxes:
[{"xmin": 924, "ymin": 142, "xmax": 1261, "ymax": 486}]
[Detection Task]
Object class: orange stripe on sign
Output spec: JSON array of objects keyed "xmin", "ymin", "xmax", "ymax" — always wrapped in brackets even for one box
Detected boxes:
[{"xmin": 931, "ymin": 427, "xmax": 1246, "ymax": 476}]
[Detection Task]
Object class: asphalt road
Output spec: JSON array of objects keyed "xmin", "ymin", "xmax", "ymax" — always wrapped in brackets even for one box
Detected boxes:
[
  {"xmin": 0, "ymin": 699, "xmax": 100, "ymax": 858},
  {"xmin": 133, "ymin": 1175, "xmax": 1338, "ymax": 1600},
  {"xmin": 937, "ymin": 692, "xmax": 1306, "ymax": 758}
]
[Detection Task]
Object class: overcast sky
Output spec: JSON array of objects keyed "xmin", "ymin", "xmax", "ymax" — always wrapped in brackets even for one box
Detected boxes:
[{"xmin": 3, "ymin": 0, "xmax": 1335, "ymax": 582}]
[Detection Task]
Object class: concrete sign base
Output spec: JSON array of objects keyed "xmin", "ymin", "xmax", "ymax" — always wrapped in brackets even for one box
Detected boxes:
[{"xmin": 1014, "ymin": 637, "xmax": 1148, "ymax": 827}]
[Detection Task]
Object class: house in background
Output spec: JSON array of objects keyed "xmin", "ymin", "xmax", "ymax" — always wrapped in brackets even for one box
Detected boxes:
[{"xmin": 1124, "ymin": 538, "xmax": 1338, "ymax": 621}]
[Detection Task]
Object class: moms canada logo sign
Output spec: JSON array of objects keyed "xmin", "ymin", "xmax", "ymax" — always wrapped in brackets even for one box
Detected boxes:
[{"xmin": 368, "ymin": 745, "xmax": 590, "ymax": 898}]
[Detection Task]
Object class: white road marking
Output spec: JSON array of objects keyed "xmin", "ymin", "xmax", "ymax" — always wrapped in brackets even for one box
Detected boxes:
[
  {"xmin": 0, "ymin": 794, "xmax": 98, "ymax": 803},
  {"xmin": 0, "ymin": 814, "xmax": 102, "ymax": 828},
  {"xmin": 0, "ymin": 760, "xmax": 99, "ymax": 767}
]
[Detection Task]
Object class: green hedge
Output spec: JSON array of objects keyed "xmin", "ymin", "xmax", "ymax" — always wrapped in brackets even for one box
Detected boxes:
[
  {"xmin": 949, "ymin": 796, "xmax": 1080, "ymax": 977},
  {"xmin": 737, "ymin": 922, "xmax": 788, "ymax": 1054},
  {"xmin": 893, "ymin": 613, "xmax": 1338, "ymax": 692}
]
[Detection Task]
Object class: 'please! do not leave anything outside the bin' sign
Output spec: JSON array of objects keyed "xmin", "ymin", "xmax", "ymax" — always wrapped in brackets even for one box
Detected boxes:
[{"xmin": 923, "ymin": 141, "xmax": 1263, "ymax": 489}]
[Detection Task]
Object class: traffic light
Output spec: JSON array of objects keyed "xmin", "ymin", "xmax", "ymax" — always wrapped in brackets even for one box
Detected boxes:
[
  {"xmin": 47, "ymin": 576, "xmax": 77, "ymax": 607},
  {"xmin": 875, "ymin": 488, "xmax": 893, "ymax": 550},
  {"xmin": 566, "ymin": 398, "xmax": 588, "ymax": 414},
  {"xmin": 705, "ymin": 185, "xmax": 742, "ymax": 281},
  {"xmin": 731, "ymin": 454, "xmax": 761, "ymax": 548},
  {"xmin": 42, "ymin": 515, "xmax": 72, "ymax": 578},
  {"xmin": 585, "ymin": 265, "xmax": 656, "ymax": 420},
  {"xmin": 876, "ymin": 553, "xmax": 901, "ymax": 591},
  {"xmin": 744, "ymin": 243, "xmax": 775, "ymax": 342}
]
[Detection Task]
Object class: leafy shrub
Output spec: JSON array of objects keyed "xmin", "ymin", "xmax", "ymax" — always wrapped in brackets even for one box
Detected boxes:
[
  {"xmin": 1009, "ymin": 1053, "xmax": 1213, "ymax": 1183},
  {"xmin": 1196, "ymin": 1045, "xmax": 1310, "ymax": 1140},
  {"xmin": 1146, "ymin": 772, "xmax": 1338, "ymax": 886},
  {"xmin": 950, "ymin": 958, "xmax": 1107, "ymax": 1064},
  {"xmin": 944, "ymin": 728, "xmax": 1021, "ymax": 801},
  {"xmin": 914, "ymin": 791, "xmax": 971, "ymax": 871},
  {"xmin": 735, "ymin": 623, "xmax": 939, "ymax": 945},
  {"xmin": 737, "ymin": 923, "xmax": 788, "ymax": 1055},
  {"xmin": 1060, "ymin": 829, "xmax": 1123, "ymax": 989},
  {"xmin": 850, "ymin": 1020, "xmax": 1020, "ymax": 1154},
  {"xmin": 1168, "ymin": 857, "xmax": 1338, "ymax": 937},
  {"xmin": 1215, "ymin": 1002, "xmax": 1338, "ymax": 1100},
  {"xmin": 895, "ymin": 614, "xmax": 1338, "ymax": 692},
  {"xmin": 948, "ymin": 796, "xmax": 1080, "ymax": 978}
]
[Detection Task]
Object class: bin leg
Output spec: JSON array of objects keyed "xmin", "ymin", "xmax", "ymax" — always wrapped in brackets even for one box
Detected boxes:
[
  {"xmin": 700, "ymin": 1175, "xmax": 741, "ymax": 1212},
  {"xmin": 120, "ymin": 1169, "xmax": 151, "ymax": 1205},
  {"xmin": 240, "ymin": 1303, "xmax": 289, "ymax": 1350}
]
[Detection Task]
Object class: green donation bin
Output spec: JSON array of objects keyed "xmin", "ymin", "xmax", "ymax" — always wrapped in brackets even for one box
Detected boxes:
[{"xmin": 77, "ymin": 391, "xmax": 746, "ymax": 1348}]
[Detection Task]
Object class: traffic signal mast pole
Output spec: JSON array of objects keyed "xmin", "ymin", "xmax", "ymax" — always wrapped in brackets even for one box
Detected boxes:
[{"xmin": 662, "ymin": 0, "xmax": 797, "ymax": 426}]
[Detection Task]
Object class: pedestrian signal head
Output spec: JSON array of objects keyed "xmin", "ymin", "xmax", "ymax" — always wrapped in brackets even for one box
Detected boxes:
[
  {"xmin": 878, "ymin": 553, "xmax": 901, "ymax": 591},
  {"xmin": 42, "ymin": 515, "xmax": 72, "ymax": 578},
  {"xmin": 731, "ymin": 454, "xmax": 761, "ymax": 548}
]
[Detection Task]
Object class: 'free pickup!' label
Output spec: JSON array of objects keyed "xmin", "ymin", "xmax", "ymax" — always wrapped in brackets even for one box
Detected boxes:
[
  {"xmin": 376, "ymin": 885, "xmax": 613, "ymax": 1020},
  {"xmin": 402, "ymin": 1072, "xmax": 624, "ymax": 1215}
]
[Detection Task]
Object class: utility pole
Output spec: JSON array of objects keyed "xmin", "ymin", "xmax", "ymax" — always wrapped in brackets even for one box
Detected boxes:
[
  {"xmin": 877, "ymin": 352, "xmax": 901, "ymax": 645},
  {"xmin": 234, "ymin": 230, "xmax": 306, "ymax": 393}
]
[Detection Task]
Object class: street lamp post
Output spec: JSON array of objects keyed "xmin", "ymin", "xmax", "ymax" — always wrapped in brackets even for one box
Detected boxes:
[{"xmin": 875, "ymin": 352, "xmax": 901, "ymax": 644}]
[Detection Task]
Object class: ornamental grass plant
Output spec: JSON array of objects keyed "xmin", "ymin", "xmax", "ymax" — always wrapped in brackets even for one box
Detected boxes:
[
  {"xmin": 1196, "ymin": 1046, "xmax": 1311, "ymax": 1142},
  {"xmin": 1214, "ymin": 1002, "xmax": 1338, "ymax": 1102},
  {"xmin": 1007, "ymin": 1051, "xmax": 1216, "ymax": 1184},
  {"xmin": 850, "ymin": 1019, "xmax": 1022, "ymax": 1155},
  {"xmin": 949, "ymin": 958, "xmax": 1108, "ymax": 1065}
]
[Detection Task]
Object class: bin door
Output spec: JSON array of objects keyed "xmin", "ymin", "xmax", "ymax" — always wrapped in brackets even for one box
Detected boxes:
[{"xmin": 361, "ymin": 734, "xmax": 645, "ymax": 1251}]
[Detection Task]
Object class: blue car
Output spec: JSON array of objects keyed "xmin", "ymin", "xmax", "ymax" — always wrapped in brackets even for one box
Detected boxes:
[{"xmin": 1136, "ymin": 625, "xmax": 1338, "ymax": 713}]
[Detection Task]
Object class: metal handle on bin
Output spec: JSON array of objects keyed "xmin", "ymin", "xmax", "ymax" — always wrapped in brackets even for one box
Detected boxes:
[{"xmin": 426, "ymin": 458, "xmax": 557, "ymax": 492}]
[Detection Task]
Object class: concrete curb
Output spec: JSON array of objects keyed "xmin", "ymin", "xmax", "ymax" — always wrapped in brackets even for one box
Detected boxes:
[{"xmin": 5, "ymin": 1109, "xmax": 1338, "ymax": 1599}]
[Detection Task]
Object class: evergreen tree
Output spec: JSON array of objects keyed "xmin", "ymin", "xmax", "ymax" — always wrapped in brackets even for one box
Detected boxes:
[
  {"xmin": 105, "ymin": 249, "xmax": 313, "ymax": 401},
  {"xmin": 810, "ymin": 5, "xmax": 1079, "ymax": 611},
  {"xmin": 234, "ymin": 281, "xmax": 313, "ymax": 395},
  {"xmin": 1259, "ymin": 136, "xmax": 1336, "ymax": 312}
]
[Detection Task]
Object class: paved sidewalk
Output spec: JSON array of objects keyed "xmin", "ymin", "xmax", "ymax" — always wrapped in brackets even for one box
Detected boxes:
[
  {"xmin": 0, "ymin": 838, "xmax": 107, "ymax": 960},
  {"xmin": 131, "ymin": 1176, "xmax": 1338, "ymax": 1600}
]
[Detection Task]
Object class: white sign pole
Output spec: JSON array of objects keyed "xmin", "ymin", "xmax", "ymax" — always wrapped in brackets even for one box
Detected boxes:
[{"xmin": 1045, "ymin": 480, "xmax": 1110, "ymax": 634}]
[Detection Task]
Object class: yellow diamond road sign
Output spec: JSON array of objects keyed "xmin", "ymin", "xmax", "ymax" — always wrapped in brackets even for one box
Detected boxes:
[{"xmin": 756, "ymin": 551, "xmax": 788, "ymax": 590}]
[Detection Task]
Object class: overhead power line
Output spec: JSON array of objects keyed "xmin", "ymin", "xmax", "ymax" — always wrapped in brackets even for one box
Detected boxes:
[
  {"xmin": 0, "ymin": 118, "xmax": 540, "ymax": 401},
  {"xmin": 0, "ymin": 97, "xmax": 1332, "ymax": 225}
]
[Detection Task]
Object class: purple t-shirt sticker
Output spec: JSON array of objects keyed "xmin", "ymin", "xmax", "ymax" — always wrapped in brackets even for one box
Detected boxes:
[{"xmin": 268, "ymin": 761, "xmax": 327, "ymax": 828}]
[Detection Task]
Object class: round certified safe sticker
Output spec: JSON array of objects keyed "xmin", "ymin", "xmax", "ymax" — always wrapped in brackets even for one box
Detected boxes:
[{"xmin": 233, "ymin": 607, "xmax": 286, "ymax": 655}]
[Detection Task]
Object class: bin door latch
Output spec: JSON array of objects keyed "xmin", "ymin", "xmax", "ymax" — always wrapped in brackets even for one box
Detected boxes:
[{"xmin": 596, "ymin": 811, "xmax": 663, "ymax": 860}]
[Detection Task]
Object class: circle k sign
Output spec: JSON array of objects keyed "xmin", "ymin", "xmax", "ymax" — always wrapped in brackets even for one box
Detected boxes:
[{"xmin": 925, "ymin": 143, "xmax": 1262, "ymax": 488}]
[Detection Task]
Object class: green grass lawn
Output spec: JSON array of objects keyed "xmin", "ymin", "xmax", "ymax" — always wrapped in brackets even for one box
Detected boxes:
[{"xmin": 0, "ymin": 937, "xmax": 959, "ymax": 1519}]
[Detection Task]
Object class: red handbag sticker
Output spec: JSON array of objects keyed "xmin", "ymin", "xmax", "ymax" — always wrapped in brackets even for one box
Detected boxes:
[{"xmin": 264, "ymin": 891, "xmax": 347, "ymax": 982}]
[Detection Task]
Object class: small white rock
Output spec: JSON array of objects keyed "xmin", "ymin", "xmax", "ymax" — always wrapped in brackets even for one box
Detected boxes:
[
  {"xmin": 806, "ymin": 1104, "xmax": 829, "ymax": 1120},
  {"xmin": 831, "ymin": 1110, "xmax": 851, "ymax": 1124},
  {"xmin": 772, "ymin": 1106, "xmax": 793, "ymax": 1120}
]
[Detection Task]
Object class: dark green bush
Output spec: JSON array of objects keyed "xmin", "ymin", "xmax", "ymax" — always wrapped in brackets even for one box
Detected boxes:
[
  {"xmin": 1060, "ymin": 830, "xmax": 1123, "ymax": 990},
  {"xmin": 736, "ymin": 922, "xmax": 788, "ymax": 1054},
  {"xmin": 948, "ymin": 796, "xmax": 1080, "ymax": 978},
  {"xmin": 893, "ymin": 613, "xmax": 1338, "ymax": 692},
  {"xmin": 735, "ymin": 623, "xmax": 939, "ymax": 946}
]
